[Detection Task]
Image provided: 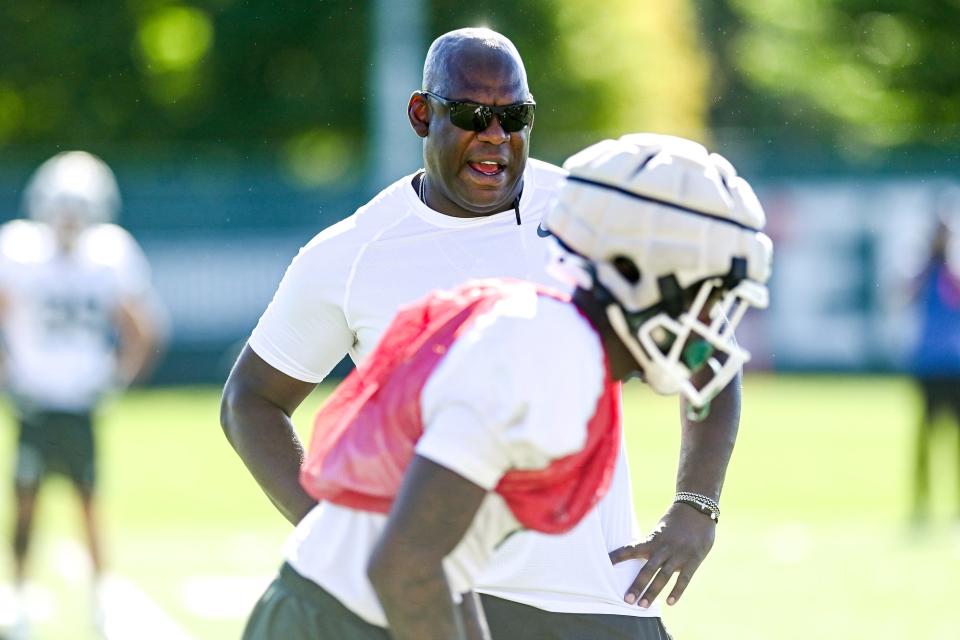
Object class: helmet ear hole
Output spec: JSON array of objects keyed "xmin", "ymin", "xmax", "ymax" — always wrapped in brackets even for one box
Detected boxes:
[{"xmin": 612, "ymin": 255, "xmax": 641, "ymax": 284}]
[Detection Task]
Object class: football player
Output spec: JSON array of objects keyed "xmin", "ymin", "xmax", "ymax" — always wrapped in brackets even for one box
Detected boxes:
[
  {"xmin": 223, "ymin": 29, "xmax": 749, "ymax": 640},
  {"xmin": 0, "ymin": 151, "xmax": 161, "ymax": 637},
  {"xmin": 241, "ymin": 134, "xmax": 773, "ymax": 640}
]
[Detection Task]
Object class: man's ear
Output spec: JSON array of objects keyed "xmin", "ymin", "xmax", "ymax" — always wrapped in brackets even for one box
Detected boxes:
[{"xmin": 408, "ymin": 91, "xmax": 430, "ymax": 138}]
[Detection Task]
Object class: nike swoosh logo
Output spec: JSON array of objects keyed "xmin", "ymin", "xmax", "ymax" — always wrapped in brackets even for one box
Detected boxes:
[{"xmin": 536, "ymin": 223, "xmax": 552, "ymax": 238}]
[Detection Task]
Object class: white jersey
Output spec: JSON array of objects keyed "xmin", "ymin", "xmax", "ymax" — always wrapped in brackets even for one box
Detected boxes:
[
  {"xmin": 250, "ymin": 159, "xmax": 657, "ymax": 618},
  {"xmin": 0, "ymin": 220, "xmax": 151, "ymax": 411},
  {"xmin": 286, "ymin": 293, "xmax": 608, "ymax": 625}
]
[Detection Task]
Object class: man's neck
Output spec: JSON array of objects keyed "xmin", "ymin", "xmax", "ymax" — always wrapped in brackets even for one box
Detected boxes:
[{"xmin": 414, "ymin": 173, "xmax": 521, "ymax": 219}]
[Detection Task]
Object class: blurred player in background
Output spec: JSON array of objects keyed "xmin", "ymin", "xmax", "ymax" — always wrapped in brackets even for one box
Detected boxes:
[
  {"xmin": 910, "ymin": 192, "xmax": 960, "ymax": 523},
  {"xmin": 223, "ymin": 28, "xmax": 749, "ymax": 639},
  {"xmin": 0, "ymin": 151, "xmax": 161, "ymax": 638},
  {"xmin": 241, "ymin": 136, "xmax": 773, "ymax": 640}
]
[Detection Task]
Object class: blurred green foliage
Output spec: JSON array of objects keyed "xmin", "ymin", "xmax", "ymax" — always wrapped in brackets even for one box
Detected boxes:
[
  {"xmin": 0, "ymin": 0, "xmax": 706, "ymax": 168},
  {"xmin": 2, "ymin": 0, "xmax": 953, "ymax": 171},
  {"xmin": 431, "ymin": 0, "xmax": 710, "ymax": 157},
  {"xmin": 2, "ymin": 377, "xmax": 957, "ymax": 638},
  {"xmin": 0, "ymin": 1, "xmax": 372, "ymax": 151},
  {"xmin": 704, "ymin": 0, "xmax": 960, "ymax": 148}
]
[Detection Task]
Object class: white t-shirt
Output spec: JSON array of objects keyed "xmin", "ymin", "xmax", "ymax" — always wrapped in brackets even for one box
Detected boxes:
[
  {"xmin": 0, "ymin": 221, "xmax": 151, "ymax": 411},
  {"xmin": 251, "ymin": 159, "xmax": 657, "ymax": 618},
  {"xmin": 286, "ymin": 292, "xmax": 607, "ymax": 626}
]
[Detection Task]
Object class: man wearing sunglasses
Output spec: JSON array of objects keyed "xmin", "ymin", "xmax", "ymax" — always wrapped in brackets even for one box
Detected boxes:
[{"xmin": 223, "ymin": 27, "xmax": 743, "ymax": 640}]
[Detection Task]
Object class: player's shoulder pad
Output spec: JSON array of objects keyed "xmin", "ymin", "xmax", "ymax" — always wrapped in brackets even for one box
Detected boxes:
[
  {"xmin": 0, "ymin": 219, "xmax": 54, "ymax": 264},
  {"xmin": 471, "ymin": 284, "xmax": 583, "ymax": 358},
  {"xmin": 79, "ymin": 223, "xmax": 149, "ymax": 272}
]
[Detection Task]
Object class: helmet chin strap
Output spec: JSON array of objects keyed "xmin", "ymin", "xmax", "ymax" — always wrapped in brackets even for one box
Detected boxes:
[
  {"xmin": 605, "ymin": 292, "xmax": 728, "ymax": 417},
  {"xmin": 605, "ymin": 302, "xmax": 681, "ymax": 395}
]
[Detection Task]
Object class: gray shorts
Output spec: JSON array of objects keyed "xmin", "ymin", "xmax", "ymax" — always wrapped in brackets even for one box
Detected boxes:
[
  {"xmin": 480, "ymin": 593, "xmax": 674, "ymax": 640},
  {"xmin": 244, "ymin": 563, "xmax": 674, "ymax": 640},
  {"xmin": 243, "ymin": 563, "xmax": 390, "ymax": 640}
]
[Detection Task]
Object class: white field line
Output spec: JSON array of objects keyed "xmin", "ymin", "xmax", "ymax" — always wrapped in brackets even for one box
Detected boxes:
[
  {"xmin": 51, "ymin": 539, "xmax": 193, "ymax": 640},
  {"xmin": 99, "ymin": 576, "xmax": 193, "ymax": 640},
  {"xmin": 180, "ymin": 575, "xmax": 274, "ymax": 620},
  {"xmin": 0, "ymin": 583, "xmax": 55, "ymax": 627},
  {"xmin": 52, "ymin": 537, "xmax": 91, "ymax": 585}
]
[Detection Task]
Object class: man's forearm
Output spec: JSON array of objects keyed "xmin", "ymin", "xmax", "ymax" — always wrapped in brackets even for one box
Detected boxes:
[
  {"xmin": 609, "ymin": 368, "xmax": 742, "ymax": 608},
  {"xmin": 368, "ymin": 457, "xmax": 491, "ymax": 640},
  {"xmin": 220, "ymin": 346, "xmax": 319, "ymax": 524},
  {"xmin": 677, "ymin": 371, "xmax": 742, "ymax": 500},
  {"xmin": 220, "ymin": 398, "xmax": 317, "ymax": 524},
  {"xmin": 371, "ymin": 563, "xmax": 469, "ymax": 640},
  {"xmin": 115, "ymin": 300, "xmax": 159, "ymax": 386}
]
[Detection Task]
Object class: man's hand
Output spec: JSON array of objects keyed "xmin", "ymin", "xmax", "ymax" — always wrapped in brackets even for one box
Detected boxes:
[
  {"xmin": 610, "ymin": 367, "xmax": 742, "ymax": 609},
  {"xmin": 609, "ymin": 501, "xmax": 716, "ymax": 608}
]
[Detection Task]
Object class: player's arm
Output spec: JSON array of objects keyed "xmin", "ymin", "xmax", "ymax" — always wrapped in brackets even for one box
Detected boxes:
[
  {"xmin": 611, "ymin": 368, "xmax": 741, "ymax": 608},
  {"xmin": 113, "ymin": 297, "xmax": 160, "ymax": 388},
  {"xmin": 220, "ymin": 345, "xmax": 318, "ymax": 524},
  {"xmin": 367, "ymin": 455, "xmax": 490, "ymax": 640}
]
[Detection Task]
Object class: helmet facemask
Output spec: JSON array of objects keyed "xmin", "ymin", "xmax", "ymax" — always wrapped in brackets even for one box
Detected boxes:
[
  {"xmin": 545, "ymin": 134, "xmax": 773, "ymax": 417},
  {"xmin": 553, "ymin": 244, "xmax": 767, "ymax": 417},
  {"xmin": 605, "ymin": 274, "xmax": 768, "ymax": 417}
]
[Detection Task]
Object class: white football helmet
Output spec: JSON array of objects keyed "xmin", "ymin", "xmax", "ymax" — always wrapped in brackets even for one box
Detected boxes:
[
  {"xmin": 545, "ymin": 134, "xmax": 773, "ymax": 412},
  {"xmin": 23, "ymin": 151, "xmax": 121, "ymax": 227}
]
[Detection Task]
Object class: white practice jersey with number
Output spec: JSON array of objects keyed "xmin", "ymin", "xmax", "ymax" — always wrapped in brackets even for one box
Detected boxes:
[
  {"xmin": 250, "ymin": 159, "xmax": 658, "ymax": 618},
  {"xmin": 0, "ymin": 220, "xmax": 151, "ymax": 411}
]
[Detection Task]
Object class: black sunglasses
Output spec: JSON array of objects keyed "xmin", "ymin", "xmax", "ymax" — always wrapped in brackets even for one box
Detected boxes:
[{"xmin": 420, "ymin": 91, "xmax": 536, "ymax": 133}]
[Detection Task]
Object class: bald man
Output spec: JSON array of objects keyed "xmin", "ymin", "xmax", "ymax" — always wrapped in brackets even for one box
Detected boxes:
[{"xmin": 224, "ymin": 28, "xmax": 738, "ymax": 639}]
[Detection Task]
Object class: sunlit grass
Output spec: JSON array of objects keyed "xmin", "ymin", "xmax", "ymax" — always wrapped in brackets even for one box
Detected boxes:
[{"xmin": 1, "ymin": 375, "xmax": 957, "ymax": 639}]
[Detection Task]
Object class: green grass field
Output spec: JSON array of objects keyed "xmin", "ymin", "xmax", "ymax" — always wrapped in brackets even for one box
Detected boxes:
[{"xmin": 1, "ymin": 375, "xmax": 958, "ymax": 639}]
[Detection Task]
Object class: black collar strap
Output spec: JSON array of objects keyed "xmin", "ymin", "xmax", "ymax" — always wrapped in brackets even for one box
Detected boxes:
[{"xmin": 420, "ymin": 171, "xmax": 522, "ymax": 225}]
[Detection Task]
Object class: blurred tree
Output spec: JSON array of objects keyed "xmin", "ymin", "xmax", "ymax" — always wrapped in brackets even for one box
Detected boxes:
[
  {"xmin": 704, "ymin": 0, "xmax": 960, "ymax": 149},
  {"xmin": 551, "ymin": 0, "xmax": 708, "ymax": 143},
  {"xmin": 0, "ymin": 0, "xmax": 372, "ymax": 185},
  {"xmin": 430, "ymin": 0, "xmax": 709, "ymax": 159},
  {"xmin": 0, "ymin": 0, "xmax": 707, "ymax": 172}
]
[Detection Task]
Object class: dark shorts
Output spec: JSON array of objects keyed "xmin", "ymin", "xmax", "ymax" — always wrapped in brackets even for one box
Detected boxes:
[
  {"xmin": 243, "ymin": 563, "xmax": 390, "ymax": 640},
  {"xmin": 918, "ymin": 377, "xmax": 960, "ymax": 420},
  {"xmin": 244, "ymin": 564, "xmax": 673, "ymax": 640},
  {"xmin": 15, "ymin": 410, "xmax": 96, "ymax": 491},
  {"xmin": 480, "ymin": 593, "xmax": 673, "ymax": 640}
]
